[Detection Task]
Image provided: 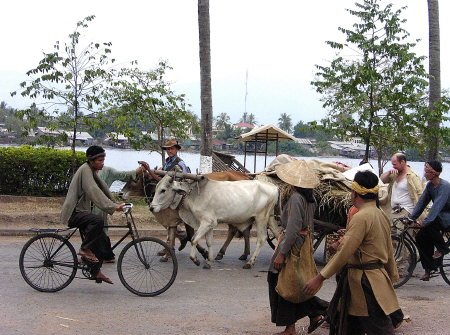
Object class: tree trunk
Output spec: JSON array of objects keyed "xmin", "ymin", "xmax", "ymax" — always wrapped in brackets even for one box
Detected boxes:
[
  {"xmin": 427, "ymin": 0, "xmax": 441, "ymax": 160},
  {"xmin": 198, "ymin": 0, "xmax": 213, "ymax": 173}
]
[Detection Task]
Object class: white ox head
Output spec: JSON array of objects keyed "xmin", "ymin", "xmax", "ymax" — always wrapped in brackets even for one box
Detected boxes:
[{"xmin": 149, "ymin": 175, "xmax": 191, "ymax": 213}]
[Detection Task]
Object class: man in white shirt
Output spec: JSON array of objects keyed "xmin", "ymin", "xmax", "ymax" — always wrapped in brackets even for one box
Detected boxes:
[{"xmin": 380, "ymin": 153, "xmax": 424, "ymax": 221}]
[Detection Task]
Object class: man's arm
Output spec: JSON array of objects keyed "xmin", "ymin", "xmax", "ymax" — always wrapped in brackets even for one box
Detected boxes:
[
  {"xmin": 81, "ymin": 168, "xmax": 117, "ymax": 215},
  {"xmin": 421, "ymin": 184, "xmax": 450, "ymax": 226},
  {"xmin": 380, "ymin": 169, "xmax": 394, "ymax": 184},
  {"xmin": 409, "ymin": 185, "xmax": 431, "ymax": 221}
]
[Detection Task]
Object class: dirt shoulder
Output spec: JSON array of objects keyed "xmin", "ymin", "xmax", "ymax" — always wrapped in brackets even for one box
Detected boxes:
[{"xmin": 0, "ymin": 195, "xmax": 160, "ymax": 230}]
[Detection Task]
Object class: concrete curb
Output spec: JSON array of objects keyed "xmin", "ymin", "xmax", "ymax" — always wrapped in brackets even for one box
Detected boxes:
[{"xmin": 0, "ymin": 228, "xmax": 238, "ymax": 238}]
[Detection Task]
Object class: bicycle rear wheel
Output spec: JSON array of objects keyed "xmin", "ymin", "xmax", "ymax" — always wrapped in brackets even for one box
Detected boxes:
[
  {"xmin": 19, "ymin": 233, "xmax": 78, "ymax": 292},
  {"xmin": 118, "ymin": 237, "xmax": 178, "ymax": 297},
  {"xmin": 391, "ymin": 235, "xmax": 416, "ymax": 288},
  {"xmin": 439, "ymin": 233, "xmax": 450, "ymax": 285}
]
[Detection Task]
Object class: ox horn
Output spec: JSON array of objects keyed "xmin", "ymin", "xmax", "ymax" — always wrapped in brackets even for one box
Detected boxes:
[{"xmin": 147, "ymin": 169, "xmax": 205, "ymax": 181}]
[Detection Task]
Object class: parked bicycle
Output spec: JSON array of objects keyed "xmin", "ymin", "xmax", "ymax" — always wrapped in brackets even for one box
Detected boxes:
[
  {"xmin": 19, "ymin": 203, "xmax": 178, "ymax": 296},
  {"xmin": 391, "ymin": 217, "xmax": 450, "ymax": 288}
]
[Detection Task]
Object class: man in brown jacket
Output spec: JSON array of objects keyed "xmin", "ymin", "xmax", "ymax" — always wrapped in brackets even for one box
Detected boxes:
[
  {"xmin": 304, "ymin": 170, "xmax": 401, "ymax": 335},
  {"xmin": 60, "ymin": 145, "xmax": 125, "ymax": 284}
]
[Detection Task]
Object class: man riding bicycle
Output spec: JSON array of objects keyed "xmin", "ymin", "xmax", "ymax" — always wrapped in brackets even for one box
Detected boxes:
[
  {"xmin": 409, "ymin": 161, "xmax": 450, "ymax": 281},
  {"xmin": 60, "ymin": 145, "xmax": 125, "ymax": 284}
]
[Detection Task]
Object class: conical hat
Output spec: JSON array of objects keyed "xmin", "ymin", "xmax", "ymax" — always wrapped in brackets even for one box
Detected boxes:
[{"xmin": 275, "ymin": 160, "xmax": 320, "ymax": 188}]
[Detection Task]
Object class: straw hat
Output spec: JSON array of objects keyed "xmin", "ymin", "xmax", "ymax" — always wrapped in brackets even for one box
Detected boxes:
[
  {"xmin": 275, "ymin": 160, "xmax": 320, "ymax": 188},
  {"xmin": 161, "ymin": 139, "xmax": 181, "ymax": 150}
]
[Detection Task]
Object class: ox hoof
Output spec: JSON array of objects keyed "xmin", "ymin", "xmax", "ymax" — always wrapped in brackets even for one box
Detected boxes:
[
  {"xmin": 203, "ymin": 263, "xmax": 211, "ymax": 270},
  {"xmin": 200, "ymin": 250, "xmax": 209, "ymax": 260},
  {"xmin": 191, "ymin": 258, "xmax": 201, "ymax": 266},
  {"xmin": 215, "ymin": 253, "xmax": 224, "ymax": 261},
  {"xmin": 242, "ymin": 263, "xmax": 252, "ymax": 269},
  {"xmin": 238, "ymin": 254, "xmax": 248, "ymax": 261}
]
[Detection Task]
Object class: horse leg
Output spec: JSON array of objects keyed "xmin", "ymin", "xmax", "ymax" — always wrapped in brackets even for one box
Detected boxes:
[
  {"xmin": 160, "ymin": 226, "xmax": 176, "ymax": 262},
  {"xmin": 215, "ymin": 225, "xmax": 236, "ymax": 260},
  {"xmin": 239, "ymin": 225, "xmax": 251, "ymax": 261},
  {"xmin": 175, "ymin": 223, "xmax": 188, "ymax": 251}
]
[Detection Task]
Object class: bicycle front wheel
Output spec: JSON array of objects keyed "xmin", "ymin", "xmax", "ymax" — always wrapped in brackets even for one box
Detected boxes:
[
  {"xmin": 118, "ymin": 237, "xmax": 178, "ymax": 297},
  {"xmin": 19, "ymin": 233, "xmax": 78, "ymax": 292},
  {"xmin": 391, "ymin": 235, "xmax": 416, "ymax": 288}
]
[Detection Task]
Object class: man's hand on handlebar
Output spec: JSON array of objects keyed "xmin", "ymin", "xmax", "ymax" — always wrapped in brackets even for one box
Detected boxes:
[{"xmin": 115, "ymin": 203, "xmax": 126, "ymax": 212}]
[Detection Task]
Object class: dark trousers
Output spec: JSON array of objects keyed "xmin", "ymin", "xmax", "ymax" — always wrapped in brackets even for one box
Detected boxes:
[
  {"xmin": 267, "ymin": 271, "xmax": 328, "ymax": 327},
  {"xmin": 416, "ymin": 218, "xmax": 449, "ymax": 272},
  {"xmin": 346, "ymin": 274, "xmax": 394, "ymax": 335},
  {"xmin": 68, "ymin": 211, "xmax": 114, "ymax": 261}
]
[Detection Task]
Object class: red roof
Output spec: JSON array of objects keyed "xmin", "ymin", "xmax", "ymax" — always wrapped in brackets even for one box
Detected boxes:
[{"xmin": 233, "ymin": 122, "xmax": 255, "ymax": 129}]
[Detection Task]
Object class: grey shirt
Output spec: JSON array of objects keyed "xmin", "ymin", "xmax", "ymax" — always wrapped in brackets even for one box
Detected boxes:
[
  {"xmin": 410, "ymin": 178, "xmax": 450, "ymax": 229},
  {"xmin": 269, "ymin": 191, "xmax": 316, "ymax": 273}
]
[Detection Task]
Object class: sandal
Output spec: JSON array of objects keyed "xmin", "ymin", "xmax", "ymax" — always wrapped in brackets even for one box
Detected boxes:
[{"xmin": 308, "ymin": 315, "xmax": 326, "ymax": 334}]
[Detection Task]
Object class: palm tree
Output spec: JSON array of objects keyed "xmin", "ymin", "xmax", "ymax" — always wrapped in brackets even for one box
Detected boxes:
[
  {"xmin": 427, "ymin": 0, "xmax": 441, "ymax": 159},
  {"xmin": 215, "ymin": 112, "xmax": 230, "ymax": 130},
  {"xmin": 278, "ymin": 113, "xmax": 293, "ymax": 133},
  {"xmin": 247, "ymin": 113, "xmax": 257, "ymax": 126},
  {"xmin": 198, "ymin": 0, "xmax": 213, "ymax": 172}
]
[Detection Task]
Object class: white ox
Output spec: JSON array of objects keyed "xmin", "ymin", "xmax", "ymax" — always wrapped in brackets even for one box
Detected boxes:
[{"xmin": 149, "ymin": 175, "xmax": 279, "ymax": 269}]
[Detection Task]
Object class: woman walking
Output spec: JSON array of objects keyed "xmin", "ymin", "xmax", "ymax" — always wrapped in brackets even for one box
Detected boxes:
[{"xmin": 268, "ymin": 160, "xmax": 328, "ymax": 335}]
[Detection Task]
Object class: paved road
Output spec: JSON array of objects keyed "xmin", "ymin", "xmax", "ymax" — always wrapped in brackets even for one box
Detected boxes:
[{"xmin": 1, "ymin": 236, "xmax": 449, "ymax": 335}]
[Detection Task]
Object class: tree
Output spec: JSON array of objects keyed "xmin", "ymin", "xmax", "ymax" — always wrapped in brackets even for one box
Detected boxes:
[
  {"xmin": 97, "ymin": 62, "xmax": 198, "ymax": 166},
  {"xmin": 198, "ymin": 0, "xmax": 213, "ymax": 173},
  {"xmin": 278, "ymin": 113, "xmax": 292, "ymax": 133},
  {"xmin": 293, "ymin": 121, "xmax": 333, "ymax": 141},
  {"xmin": 311, "ymin": 0, "xmax": 432, "ymax": 174},
  {"xmin": 11, "ymin": 16, "xmax": 117, "ymax": 171},
  {"xmin": 427, "ymin": 0, "xmax": 441, "ymax": 159},
  {"xmin": 239, "ymin": 112, "xmax": 257, "ymax": 126},
  {"xmin": 214, "ymin": 112, "xmax": 230, "ymax": 130}
]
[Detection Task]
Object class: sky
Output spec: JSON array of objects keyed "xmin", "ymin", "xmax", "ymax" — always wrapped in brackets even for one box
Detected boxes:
[{"xmin": 1, "ymin": 0, "xmax": 449, "ymax": 127}]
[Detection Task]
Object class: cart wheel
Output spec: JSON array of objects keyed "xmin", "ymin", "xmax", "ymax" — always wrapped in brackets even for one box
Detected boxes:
[
  {"xmin": 19, "ymin": 233, "xmax": 78, "ymax": 292},
  {"xmin": 391, "ymin": 235, "xmax": 416, "ymax": 288},
  {"xmin": 118, "ymin": 237, "xmax": 178, "ymax": 297}
]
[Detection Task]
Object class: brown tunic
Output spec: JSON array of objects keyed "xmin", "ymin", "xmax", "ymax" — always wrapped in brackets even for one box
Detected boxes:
[{"xmin": 320, "ymin": 201, "xmax": 400, "ymax": 316}]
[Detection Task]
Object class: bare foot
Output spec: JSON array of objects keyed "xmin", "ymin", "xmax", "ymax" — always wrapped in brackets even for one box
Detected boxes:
[
  {"xmin": 95, "ymin": 271, "xmax": 113, "ymax": 284},
  {"xmin": 273, "ymin": 325, "xmax": 296, "ymax": 335},
  {"xmin": 78, "ymin": 248, "xmax": 99, "ymax": 263}
]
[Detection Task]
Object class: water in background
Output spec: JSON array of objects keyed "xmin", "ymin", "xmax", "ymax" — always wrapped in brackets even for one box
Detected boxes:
[{"xmin": 102, "ymin": 147, "xmax": 450, "ymax": 192}]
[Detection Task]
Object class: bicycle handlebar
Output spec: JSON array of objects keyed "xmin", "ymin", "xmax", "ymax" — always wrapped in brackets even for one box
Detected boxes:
[{"xmin": 123, "ymin": 203, "xmax": 133, "ymax": 214}]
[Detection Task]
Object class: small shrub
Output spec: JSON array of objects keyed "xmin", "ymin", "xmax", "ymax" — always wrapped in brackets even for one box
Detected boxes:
[{"xmin": 0, "ymin": 146, "xmax": 85, "ymax": 196}]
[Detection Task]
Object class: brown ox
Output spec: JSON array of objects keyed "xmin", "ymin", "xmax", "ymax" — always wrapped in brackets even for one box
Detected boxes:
[{"xmin": 120, "ymin": 170, "xmax": 253, "ymax": 261}]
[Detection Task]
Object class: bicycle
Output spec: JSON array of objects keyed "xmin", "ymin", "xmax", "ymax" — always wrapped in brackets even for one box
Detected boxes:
[
  {"xmin": 391, "ymin": 217, "xmax": 450, "ymax": 288},
  {"xmin": 19, "ymin": 203, "xmax": 178, "ymax": 296}
]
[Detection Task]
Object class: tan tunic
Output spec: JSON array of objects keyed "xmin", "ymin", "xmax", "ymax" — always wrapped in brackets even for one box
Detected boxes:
[
  {"xmin": 60, "ymin": 163, "xmax": 116, "ymax": 225},
  {"xmin": 320, "ymin": 201, "xmax": 400, "ymax": 316}
]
